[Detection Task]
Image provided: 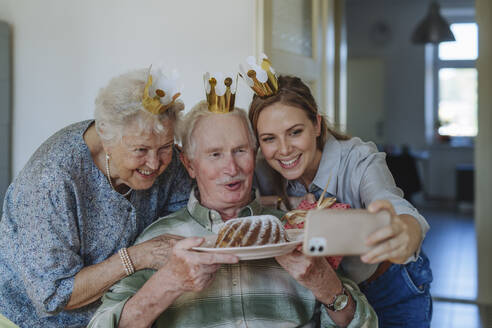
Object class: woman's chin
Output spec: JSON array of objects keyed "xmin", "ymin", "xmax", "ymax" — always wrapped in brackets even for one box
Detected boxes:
[
  {"xmin": 268, "ymin": 156, "xmax": 305, "ymax": 180},
  {"xmin": 275, "ymin": 163, "xmax": 304, "ymax": 181},
  {"xmin": 129, "ymin": 179, "xmax": 156, "ymax": 190}
]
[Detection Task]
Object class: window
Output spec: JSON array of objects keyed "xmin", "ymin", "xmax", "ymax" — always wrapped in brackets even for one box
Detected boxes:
[{"xmin": 436, "ymin": 22, "xmax": 478, "ymax": 138}]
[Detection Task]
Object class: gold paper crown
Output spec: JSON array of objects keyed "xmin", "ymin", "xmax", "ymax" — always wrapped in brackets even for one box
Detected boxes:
[
  {"xmin": 142, "ymin": 67, "xmax": 182, "ymax": 115},
  {"xmin": 239, "ymin": 54, "xmax": 279, "ymax": 98},
  {"xmin": 203, "ymin": 72, "xmax": 237, "ymax": 113}
]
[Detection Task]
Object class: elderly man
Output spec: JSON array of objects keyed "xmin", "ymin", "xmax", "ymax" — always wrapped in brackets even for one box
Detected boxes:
[{"xmin": 88, "ymin": 101, "xmax": 377, "ymax": 328}]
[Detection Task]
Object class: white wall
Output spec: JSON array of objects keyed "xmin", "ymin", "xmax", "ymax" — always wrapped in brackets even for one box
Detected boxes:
[
  {"xmin": 346, "ymin": 0, "xmax": 428, "ymax": 149},
  {"xmin": 0, "ymin": 0, "xmax": 258, "ymax": 177},
  {"xmin": 346, "ymin": 58, "xmax": 385, "ymax": 145}
]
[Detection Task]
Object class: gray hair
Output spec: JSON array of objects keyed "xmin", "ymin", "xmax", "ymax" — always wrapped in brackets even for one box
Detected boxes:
[
  {"xmin": 176, "ymin": 100, "xmax": 257, "ymax": 158},
  {"xmin": 94, "ymin": 68, "xmax": 184, "ymax": 144}
]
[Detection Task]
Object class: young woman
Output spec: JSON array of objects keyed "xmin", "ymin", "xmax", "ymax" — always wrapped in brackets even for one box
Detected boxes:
[{"xmin": 249, "ymin": 75, "xmax": 433, "ymax": 327}]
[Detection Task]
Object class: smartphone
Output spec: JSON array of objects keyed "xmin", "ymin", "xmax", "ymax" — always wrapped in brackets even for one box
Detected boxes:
[{"xmin": 302, "ymin": 209, "xmax": 391, "ymax": 256}]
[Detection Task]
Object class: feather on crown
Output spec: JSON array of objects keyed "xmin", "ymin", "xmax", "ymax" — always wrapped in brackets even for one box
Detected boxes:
[{"xmin": 142, "ymin": 65, "xmax": 182, "ymax": 115}]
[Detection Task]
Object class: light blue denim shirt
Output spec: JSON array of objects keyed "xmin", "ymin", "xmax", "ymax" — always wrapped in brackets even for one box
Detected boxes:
[
  {"xmin": 0, "ymin": 120, "xmax": 192, "ymax": 327},
  {"xmin": 255, "ymin": 134, "xmax": 430, "ymax": 283}
]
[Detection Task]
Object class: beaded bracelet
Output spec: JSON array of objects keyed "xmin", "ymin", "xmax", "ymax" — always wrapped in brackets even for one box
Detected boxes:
[{"xmin": 118, "ymin": 248, "xmax": 135, "ymax": 276}]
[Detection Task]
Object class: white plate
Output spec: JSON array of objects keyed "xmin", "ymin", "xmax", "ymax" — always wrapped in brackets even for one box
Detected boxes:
[{"xmin": 192, "ymin": 229, "xmax": 304, "ymax": 260}]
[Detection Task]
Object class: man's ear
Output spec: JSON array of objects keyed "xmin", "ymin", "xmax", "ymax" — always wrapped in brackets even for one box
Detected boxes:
[{"xmin": 180, "ymin": 153, "xmax": 196, "ymax": 179}]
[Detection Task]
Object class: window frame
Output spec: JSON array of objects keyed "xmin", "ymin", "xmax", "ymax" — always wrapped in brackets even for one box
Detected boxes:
[{"xmin": 431, "ymin": 14, "xmax": 477, "ymax": 143}]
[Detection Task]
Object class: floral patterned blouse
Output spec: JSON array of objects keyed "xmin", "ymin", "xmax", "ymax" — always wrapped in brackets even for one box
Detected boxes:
[{"xmin": 0, "ymin": 120, "xmax": 192, "ymax": 327}]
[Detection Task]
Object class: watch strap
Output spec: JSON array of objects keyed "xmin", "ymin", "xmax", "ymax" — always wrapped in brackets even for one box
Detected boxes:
[{"xmin": 325, "ymin": 286, "xmax": 349, "ymax": 312}]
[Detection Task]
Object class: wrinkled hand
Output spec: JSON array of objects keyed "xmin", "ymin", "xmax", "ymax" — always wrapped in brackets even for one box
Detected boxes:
[
  {"xmin": 162, "ymin": 237, "xmax": 238, "ymax": 293},
  {"xmin": 129, "ymin": 234, "xmax": 185, "ymax": 271},
  {"xmin": 362, "ymin": 200, "xmax": 419, "ymax": 264},
  {"xmin": 275, "ymin": 250, "xmax": 341, "ymax": 304},
  {"xmin": 287, "ymin": 193, "xmax": 316, "ymax": 211}
]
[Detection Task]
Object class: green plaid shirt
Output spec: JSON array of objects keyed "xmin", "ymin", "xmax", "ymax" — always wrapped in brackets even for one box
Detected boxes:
[{"xmin": 88, "ymin": 191, "xmax": 377, "ymax": 328}]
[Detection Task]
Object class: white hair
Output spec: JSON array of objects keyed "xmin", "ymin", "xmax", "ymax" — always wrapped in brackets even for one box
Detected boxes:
[
  {"xmin": 176, "ymin": 100, "xmax": 257, "ymax": 158},
  {"xmin": 94, "ymin": 69, "xmax": 184, "ymax": 144}
]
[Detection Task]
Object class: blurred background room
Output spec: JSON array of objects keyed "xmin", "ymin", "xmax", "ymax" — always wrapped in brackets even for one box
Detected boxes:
[{"xmin": 0, "ymin": 0, "xmax": 491, "ymax": 326}]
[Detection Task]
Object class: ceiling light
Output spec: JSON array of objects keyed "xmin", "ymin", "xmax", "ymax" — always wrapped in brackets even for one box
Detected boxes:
[{"xmin": 411, "ymin": 1, "xmax": 456, "ymax": 44}]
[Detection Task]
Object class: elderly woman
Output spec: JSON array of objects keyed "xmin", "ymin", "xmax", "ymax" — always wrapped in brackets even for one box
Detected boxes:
[{"xmin": 0, "ymin": 68, "xmax": 192, "ymax": 327}]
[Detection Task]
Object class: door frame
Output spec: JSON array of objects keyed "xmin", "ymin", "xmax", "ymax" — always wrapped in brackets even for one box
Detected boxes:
[{"xmin": 254, "ymin": 0, "xmax": 346, "ymax": 131}]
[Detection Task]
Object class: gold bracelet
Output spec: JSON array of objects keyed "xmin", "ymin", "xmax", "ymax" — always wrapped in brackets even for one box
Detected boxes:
[{"xmin": 118, "ymin": 248, "xmax": 135, "ymax": 276}]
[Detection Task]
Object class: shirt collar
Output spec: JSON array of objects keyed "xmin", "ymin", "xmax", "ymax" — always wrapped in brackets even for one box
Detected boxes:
[
  {"xmin": 312, "ymin": 133, "xmax": 341, "ymax": 195},
  {"xmin": 186, "ymin": 187, "xmax": 262, "ymax": 233}
]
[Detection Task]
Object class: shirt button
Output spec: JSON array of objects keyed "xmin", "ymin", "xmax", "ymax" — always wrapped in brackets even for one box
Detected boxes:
[
  {"xmin": 236, "ymin": 319, "xmax": 242, "ymax": 326},
  {"xmin": 232, "ymin": 279, "xmax": 237, "ymax": 286},
  {"xmin": 127, "ymin": 207, "xmax": 132, "ymax": 213}
]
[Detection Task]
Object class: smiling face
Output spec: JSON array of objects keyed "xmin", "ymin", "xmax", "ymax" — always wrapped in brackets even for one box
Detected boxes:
[
  {"xmin": 106, "ymin": 118, "xmax": 175, "ymax": 190},
  {"xmin": 257, "ymin": 102, "xmax": 322, "ymax": 186},
  {"xmin": 182, "ymin": 114, "xmax": 255, "ymax": 216}
]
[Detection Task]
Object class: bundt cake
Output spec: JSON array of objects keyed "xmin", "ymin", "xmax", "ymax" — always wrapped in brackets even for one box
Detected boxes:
[{"xmin": 214, "ymin": 215, "xmax": 288, "ymax": 248}]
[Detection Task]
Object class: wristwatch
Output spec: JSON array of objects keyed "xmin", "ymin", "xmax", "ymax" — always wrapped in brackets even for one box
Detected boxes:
[{"xmin": 325, "ymin": 287, "xmax": 349, "ymax": 312}]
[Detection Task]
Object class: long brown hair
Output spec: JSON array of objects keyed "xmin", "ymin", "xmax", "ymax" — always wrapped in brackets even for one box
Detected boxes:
[
  {"xmin": 248, "ymin": 75, "xmax": 349, "ymax": 209},
  {"xmin": 249, "ymin": 75, "xmax": 349, "ymax": 150}
]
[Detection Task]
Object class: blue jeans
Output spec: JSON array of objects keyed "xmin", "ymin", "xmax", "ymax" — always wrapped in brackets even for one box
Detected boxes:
[{"xmin": 359, "ymin": 251, "xmax": 433, "ymax": 327}]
